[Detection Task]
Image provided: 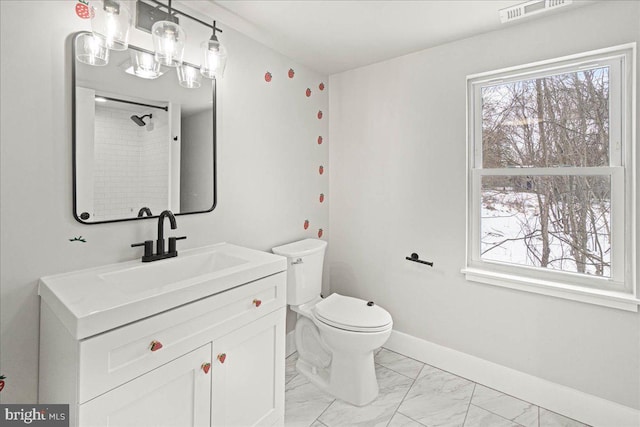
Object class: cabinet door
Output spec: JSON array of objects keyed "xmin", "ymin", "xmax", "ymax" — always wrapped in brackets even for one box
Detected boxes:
[
  {"xmin": 79, "ymin": 344, "xmax": 211, "ymax": 427},
  {"xmin": 212, "ymin": 308, "xmax": 286, "ymax": 427}
]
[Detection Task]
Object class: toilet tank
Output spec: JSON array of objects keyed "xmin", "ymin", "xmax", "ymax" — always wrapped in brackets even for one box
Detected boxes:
[{"xmin": 272, "ymin": 239, "xmax": 327, "ymax": 305}]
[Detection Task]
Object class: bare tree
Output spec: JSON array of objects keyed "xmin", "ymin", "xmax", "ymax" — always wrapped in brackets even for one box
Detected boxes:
[{"xmin": 481, "ymin": 66, "xmax": 611, "ymax": 276}]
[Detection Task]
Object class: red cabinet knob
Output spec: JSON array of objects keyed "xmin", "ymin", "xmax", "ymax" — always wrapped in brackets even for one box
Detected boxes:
[
  {"xmin": 149, "ymin": 340, "xmax": 163, "ymax": 352},
  {"xmin": 201, "ymin": 362, "xmax": 211, "ymax": 374},
  {"xmin": 252, "ymin": 299, "xmax": 262, "ymax": 307},
  {"xmin": 217, "ymin": 353, "xmax": 227, "ymax": 364}
]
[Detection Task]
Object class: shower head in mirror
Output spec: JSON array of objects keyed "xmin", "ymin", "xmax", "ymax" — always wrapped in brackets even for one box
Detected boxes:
[{"xmin": 130, "ymin": 113, "xmax": 152, "ymax": 126}]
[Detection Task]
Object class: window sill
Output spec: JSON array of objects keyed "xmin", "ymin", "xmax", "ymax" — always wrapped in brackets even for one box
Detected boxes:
[{"xmin": 461, "ymin": 268, "xmax": 640, "ymax": 312}]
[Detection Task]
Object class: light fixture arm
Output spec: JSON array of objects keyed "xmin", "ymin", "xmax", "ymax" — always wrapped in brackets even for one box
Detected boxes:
[
  {"xmin": 145, "ymin": 0, "xmax": 223, "ymax": 33},
  {"xmin": 209, "ymin": 21, "xmax": 222, "ymax": 42},
  {"xmin": 213, "ymin": 20, "xmax": 222, "ymax": 35}
]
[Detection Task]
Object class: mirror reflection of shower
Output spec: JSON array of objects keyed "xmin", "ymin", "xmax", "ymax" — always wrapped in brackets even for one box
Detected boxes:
[
  {"xmin": 87, "ymin": 93, "xmax": 173, "ymax": 221},
  {"xmin": 131, "ymin": 113, "xmax": 154, "ymax": 131}
]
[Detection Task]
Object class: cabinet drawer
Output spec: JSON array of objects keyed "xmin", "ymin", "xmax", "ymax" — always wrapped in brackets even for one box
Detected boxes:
[{"xmin": 78, "ymin": 272, "xmax": 285, "ymax": 403}]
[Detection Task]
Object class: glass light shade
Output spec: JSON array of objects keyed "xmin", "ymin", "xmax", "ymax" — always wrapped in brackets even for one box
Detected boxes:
[
  {"xmin": 177, "ymin": 64, "xmax": 202, "ymax": 89},
  {"xmin": 152, "ymin": 21, "xmax": 186, "ymax": 67},
  {"xmin": 91, "ymin": 1, "xmax": 131, "ymax": 51},
  {"xmin": 131, "ymin": 50, "xmax": 161, "ymax": 79},
  {"xmin": 200, "ymin": 38, "xmax": 227, "ymax": 79},
  {"xmin": 76, "ymin": 33, "xmax": 109, "ymax": 66}
]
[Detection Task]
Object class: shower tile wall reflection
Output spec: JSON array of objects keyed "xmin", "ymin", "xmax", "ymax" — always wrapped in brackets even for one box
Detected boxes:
[{"xmin": 93, "ymin": 104, "xmax": 169, "ymax": 220}]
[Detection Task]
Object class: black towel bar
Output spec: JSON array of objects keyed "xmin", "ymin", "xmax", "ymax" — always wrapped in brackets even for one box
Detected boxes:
[{"xmin": 405, "ymin": 253, "xmax": 434, "ymax": 267}]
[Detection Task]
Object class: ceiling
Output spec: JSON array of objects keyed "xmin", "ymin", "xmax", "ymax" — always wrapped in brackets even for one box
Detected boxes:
[{"xmin": 202, "ymin": 0, "xmax": 597, "ymax": 75}]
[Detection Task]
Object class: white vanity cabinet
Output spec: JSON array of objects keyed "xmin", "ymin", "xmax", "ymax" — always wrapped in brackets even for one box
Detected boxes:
[
  {"xmin": 78, "ymin": 344, "xmax": 213, "ymax": 427},
  {"xmin": 211, "ymin": 309, "xmax": 284, "ymax": 427},
  {"xmin": 38, "ymin": 243, "xmax": 287, "ymax": 427}
]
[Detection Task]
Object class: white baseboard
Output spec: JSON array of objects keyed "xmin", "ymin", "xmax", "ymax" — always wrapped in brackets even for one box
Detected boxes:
[
  {"xmin": 286, "ymin": 330, "xmax": 296, "ymax": 357},
  {"xmin": 385, "ymin": 330, "xmax": 640, "ymax": 427}
]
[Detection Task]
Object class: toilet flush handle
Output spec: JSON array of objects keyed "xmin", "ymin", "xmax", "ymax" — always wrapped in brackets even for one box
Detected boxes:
[{"xmin": 292, "ymin": 258, "xmax": 304, "ymax": 265}]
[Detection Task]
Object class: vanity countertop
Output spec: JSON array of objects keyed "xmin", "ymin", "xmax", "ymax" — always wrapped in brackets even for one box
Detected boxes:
[{"xmin": 39, "ymin": 243, "xmax": 286, "ymax": 339}]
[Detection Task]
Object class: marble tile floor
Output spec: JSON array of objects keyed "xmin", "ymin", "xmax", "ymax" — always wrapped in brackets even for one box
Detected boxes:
[{"xmin": 284, "ymin": 348, "xmax": 591, "ymax": 427}]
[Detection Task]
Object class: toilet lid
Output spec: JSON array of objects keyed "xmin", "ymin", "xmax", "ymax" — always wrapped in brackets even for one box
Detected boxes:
[{"xmin": 313, "ymin": 293, "xmax": 392, "ymax": 332}]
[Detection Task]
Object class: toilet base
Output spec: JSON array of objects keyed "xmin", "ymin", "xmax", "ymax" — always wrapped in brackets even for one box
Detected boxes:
[
  {"xmin": 296, "ymin": 353, "xmax": 379, "ymax": 407},
  {"xmin": 291, "ymin": 295, "xmax": 392, "ymax": 407}
]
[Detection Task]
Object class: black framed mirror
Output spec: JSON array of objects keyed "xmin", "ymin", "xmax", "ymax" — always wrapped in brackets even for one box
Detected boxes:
[{"xmin": 72, "ymin": 31, "xmax": 216, "ymax": 224}]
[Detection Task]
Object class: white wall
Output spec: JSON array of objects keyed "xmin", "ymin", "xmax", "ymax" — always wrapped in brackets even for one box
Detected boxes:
[
  {"xmin": 0, "ymin": 0, "xmax": 328, "ymax": 403},
  {"xmin": 181, "ymin": 109, "xmax": 214, "ymax": 212},
  {"xmin": 329, "ymin": 1, "xmax": 640, "ymax": 410},
  {"xmin": 75, "ymin": 87, "xmax": 96, "ymax": 215}
]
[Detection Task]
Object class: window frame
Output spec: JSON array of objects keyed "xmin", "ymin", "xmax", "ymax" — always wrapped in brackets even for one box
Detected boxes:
[{"xmin": 464, "ymin": 44, "xmax": 638, "ymax": 311}]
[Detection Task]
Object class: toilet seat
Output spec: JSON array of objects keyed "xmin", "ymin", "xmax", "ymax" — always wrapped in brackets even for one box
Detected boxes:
[{"xmin": 313, "ymin": 293, "xmax": 392, "ymax": 333}]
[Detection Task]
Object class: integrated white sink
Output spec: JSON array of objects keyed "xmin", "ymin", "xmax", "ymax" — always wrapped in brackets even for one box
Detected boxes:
[
  {"xmin": 102, "ymin": 251, "xmax": 248, "ymax": 294},
  {"xmin": 39, "ymin": 243, "xmax": 286, "ymax": 339}
]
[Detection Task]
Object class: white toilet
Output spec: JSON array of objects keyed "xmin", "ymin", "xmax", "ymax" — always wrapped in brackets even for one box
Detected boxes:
[{"xmin": 272, "ymin": 238, "xmax": 393, "ymax": 406}]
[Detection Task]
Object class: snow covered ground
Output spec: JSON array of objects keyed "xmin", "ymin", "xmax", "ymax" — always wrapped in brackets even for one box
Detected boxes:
[{"xmin": 480, "ymin": 189, "xmax": 611, "ymax": 277}]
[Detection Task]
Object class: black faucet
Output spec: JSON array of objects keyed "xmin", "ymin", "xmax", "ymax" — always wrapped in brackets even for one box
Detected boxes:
[
  {"xmin": 131, "ymin": 210, "xmax": 186, "ymax": 262},
  {"xmin": 137, "ymin": 207, "xmax": 152, "ymax": 217}
]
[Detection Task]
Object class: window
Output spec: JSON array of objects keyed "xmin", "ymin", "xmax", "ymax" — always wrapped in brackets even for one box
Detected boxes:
[{"xmin": 464, "ymin": 44, "xmax": 637, "ymax": 310}]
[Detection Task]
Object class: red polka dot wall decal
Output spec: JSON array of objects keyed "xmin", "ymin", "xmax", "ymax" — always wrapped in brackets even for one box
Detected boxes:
[
  {"xmin": 319, "ymin": 193, "xmax": 325, "ymax": 203},
  {"xmin": 75, "ymin": 0, "xmax": 93, "ymax": 19},
  {"xmin": 304, "ymin": 219, "xmax": 310, "ymax": 230},
  {"xmin": 317, "ymin": 136, "xmax": 323, "ymax": 145},
  {"xmin": 319, "ymin": 165, "xmax": 324, "ymax": 175},
  {"xmin": 318, "ymin": 228, "xmax": 324, "ymax": 238},
  {"xmin": 317, "ymin": 110, "xmax": 323, "ymax": 119},
  {"xmin": 319, "ymin": 82, "xmax": 325, "ymax": 91},
  {"xmin": 305, "ymin": 88, "xmax": 312, "ymax": 97},
  {"xmin": 288, "ymin": 68, "xmax": 295, "ymax": 78},
  {"xmin": 264, "ymin": 72, "xmax": 272, "ymax": 82}
]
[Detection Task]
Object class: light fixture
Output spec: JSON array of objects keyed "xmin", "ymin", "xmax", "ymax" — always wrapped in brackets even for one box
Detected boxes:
[
  {"xmin": 136, "ymin": 1, "xmax": 227, "ymax": 80},
  {"xmin": 200, "ymin": 21, "xmax": 227, "ymax": 79},
  {"xmin": 76, "ymin": 33, "xmax": 110, "ymax": 66},
  {"xmin": 120, "ymin": 50, "xmax": 167, "ymax": 79},
  {"xmin": 151, "ymin": 0, "xmax": 185, "ymax": 67},
  {"xmin": 78, "ymin": 1, "xmax": 229, "ymax": 89},
  {"xmin": 91, "ymin": 0, "xmax": 131, "ymax": 51},
  {"xmin": 177, "ymin": 64, "xmax": 202, "ymax": 89},
  {"xmin": 130, "ymin": 50, "xmax": 162, "ymax": 79}
]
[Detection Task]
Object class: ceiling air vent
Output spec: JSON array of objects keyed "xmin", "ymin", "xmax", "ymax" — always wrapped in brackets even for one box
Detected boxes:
[{"xmin": 499, "ymin": 0, "xmax": 573, "ymax": 24}]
